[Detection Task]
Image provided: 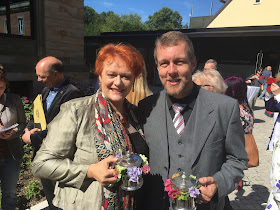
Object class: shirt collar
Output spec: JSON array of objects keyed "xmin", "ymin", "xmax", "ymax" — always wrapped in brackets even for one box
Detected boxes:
[
  {"xmin": 50, "ymin": 78, "xmax": 66, "ymax": 91},
  {"xmin": 167, "ymin": 83, "xmax": 200, "ymax": 110}
]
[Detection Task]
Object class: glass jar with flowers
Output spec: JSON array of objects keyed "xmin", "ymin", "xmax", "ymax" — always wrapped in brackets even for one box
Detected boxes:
[
  {"xmin": 115, "ymin": 151, "xmax": 150, "ymax": 191},
  {"xmin": 165, "ymin": 172, "xmax": 201, "ymax": 210}
]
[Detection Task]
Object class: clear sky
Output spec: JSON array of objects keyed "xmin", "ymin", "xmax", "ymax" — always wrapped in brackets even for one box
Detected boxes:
[{"xmin": 84, "ymin": 0, "xmax": 224, "ymax": 26}]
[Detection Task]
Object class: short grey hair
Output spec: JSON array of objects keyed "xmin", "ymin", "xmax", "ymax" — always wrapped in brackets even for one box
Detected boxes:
[
  {"xmin": 205, "ymin": 59, "xmax": 217, "ymax": 70},
  {"xmin": 192, "ymin": 69, "xmax": 227, "ymax": 94},
  {"xmin": 154, "ymin": 31, "xmax": 195, "ymax": 65}
]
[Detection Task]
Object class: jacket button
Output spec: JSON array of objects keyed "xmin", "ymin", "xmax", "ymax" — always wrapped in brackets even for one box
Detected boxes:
[
  {"xmin": 164, "ymin": 167, "xmax": 168, "ymax": 171},
  {"xmin": 178, "ymin": 154, "xmax": 182, "ymax": 158},
  {"xmin": 178, "ymin": 141, "xmax": 182, "ymax": 145},
  {"xmin": 178, "ymin": 168, "xmax": 182, "ymax": 172}
]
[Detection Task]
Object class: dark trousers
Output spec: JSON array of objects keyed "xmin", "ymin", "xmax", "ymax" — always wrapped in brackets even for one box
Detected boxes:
[{"xmin": 41, "ymin": 178, "xmax": 61, "ymax": 210}]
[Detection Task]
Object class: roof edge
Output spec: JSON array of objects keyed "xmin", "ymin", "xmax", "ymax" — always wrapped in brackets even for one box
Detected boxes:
[{"xmin": 203, "ymin": 0, "xmax": 232, "ymax": 28}]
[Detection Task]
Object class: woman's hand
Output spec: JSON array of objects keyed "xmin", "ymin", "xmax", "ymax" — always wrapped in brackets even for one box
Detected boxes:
[
  {"xmin": 0, "ymin": 129, "xmax": 14, "ymax": 139},
  {"xmin": 87, "ymin": 155, "xmax": 118, "ymax": 186}
]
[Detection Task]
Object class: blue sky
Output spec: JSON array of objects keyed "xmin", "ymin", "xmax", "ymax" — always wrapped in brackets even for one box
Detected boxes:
[{"xmin": 84, "ymin": 0, "xmax": 224, "ymax": 26}]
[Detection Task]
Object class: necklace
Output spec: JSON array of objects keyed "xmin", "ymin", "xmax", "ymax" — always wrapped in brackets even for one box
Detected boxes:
[{"xmin": 117, "ymin": 112, "xmax": 127, "ymax": 125}]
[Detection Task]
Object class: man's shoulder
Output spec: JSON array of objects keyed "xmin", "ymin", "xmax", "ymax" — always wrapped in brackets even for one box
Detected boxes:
[{"xmin": 139, "ymin": 91, "xmax": 161, "ymax": 106}]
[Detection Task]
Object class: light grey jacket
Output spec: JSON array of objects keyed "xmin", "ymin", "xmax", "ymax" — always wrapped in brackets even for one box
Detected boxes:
[
  {"xmin": 138, "ymin": 88, "xmax": 248, "ymax": 210},
  {"xmin": 1, "ymin": 93, "xmax": 26, "ymax": 160},
  {"xmin": 32, "ymin": 95, "xmax": 102, "ymax": 210}
]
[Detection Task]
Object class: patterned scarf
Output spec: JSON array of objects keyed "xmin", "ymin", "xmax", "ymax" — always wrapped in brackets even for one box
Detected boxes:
[{"xmin": 94, "ymin": 90, "xmax": 133, "ymax": 209}]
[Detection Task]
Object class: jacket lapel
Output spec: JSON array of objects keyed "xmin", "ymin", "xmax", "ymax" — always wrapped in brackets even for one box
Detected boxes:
[
  {"xmin": 191, "ymin": 90, "xmax": 216, "ymax": 166},
  {"xmin": 146, "ymin": 91, "xmax": 169, "ymax": 162}
]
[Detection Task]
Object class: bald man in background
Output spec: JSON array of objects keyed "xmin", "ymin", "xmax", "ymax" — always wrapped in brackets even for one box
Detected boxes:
[{"xmin": 22, "ymin": 56, "xmax": 83, "ymax": 209}]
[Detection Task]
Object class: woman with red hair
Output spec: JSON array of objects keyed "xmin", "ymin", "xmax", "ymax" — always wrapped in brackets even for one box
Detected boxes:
[{"xmin": 32, "ymin": 43, "xmax": 148, "ymax": 210}]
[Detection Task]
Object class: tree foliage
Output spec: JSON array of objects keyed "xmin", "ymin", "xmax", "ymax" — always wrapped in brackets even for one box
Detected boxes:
[
  {"xmin": 84, "ymin": 6, "xmax": 185, "ymax": 35},
  {"xmin": 145, "ymin": 7, "xmax": 183, "ymax": 30}
]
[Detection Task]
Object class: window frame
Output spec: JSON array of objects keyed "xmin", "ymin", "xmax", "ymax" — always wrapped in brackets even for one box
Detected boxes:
[
  {"xmin": 17, "ymin": 16, "xmax": 24, "ymax": 35},
  {"xmin": 0, "ymin": 0, "xmax": 33, "ymax": 38}
]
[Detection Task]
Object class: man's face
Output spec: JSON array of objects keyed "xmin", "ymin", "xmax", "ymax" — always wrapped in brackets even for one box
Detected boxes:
[
  {"xmin": 156, "ymin": 42, "xmax": 196, "ymax": 99},
  {"xmin": 204, "ymin": 62, "xmax": 215, "ymax": 70},
  {"xmin": 267, "ymin": 66, "xmax": 272, "ymax": 71},
  {"xmin": 36, "ymin": 64, "xmax": 57, "ymax": 88}
]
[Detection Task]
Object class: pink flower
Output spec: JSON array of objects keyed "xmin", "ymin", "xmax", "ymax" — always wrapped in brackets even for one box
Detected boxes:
[
  {"xmin": 245, "ymin": 113, "xmax": 249, "ymax": 120},
  {"xmin": 24, "ymin": 97, "xmax": 29, "ymax": 103},
  {"xmin": 240, "ymin": 109, "xmax": 244, "ymax": 117},
  {"xmin": 141, "ymin": 165, "xmax": 150, "ymax": 175},
  {"xmin": 113, "ymin": 168, "xmax": 118, "ymax": 178},
  {"xmin": 165, "ymin": 179, "xmax": 172, "ymax": 192},
  {"xmin": 168, "ymin": 189, "xmax": 180, "ymax": 199}
]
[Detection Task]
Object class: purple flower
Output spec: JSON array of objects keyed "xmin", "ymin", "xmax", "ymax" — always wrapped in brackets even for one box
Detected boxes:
[
  {"xmin": 115, "ymin": 153, "xmax": 122, "ymax": 159},
  {"xmin": 189, "ymin": 187, "xmax": 200, "ymax": 198},
  {"xmin": 267, "ymin": 204, "xmax": 272, "ymax": 209},
  {"xmin": 276, "ymin": 180, "xmax": 280, "ymax": 190},
  {"xmin": 128, "ymin": 166, "xmax": 142, "ymax": 182}
]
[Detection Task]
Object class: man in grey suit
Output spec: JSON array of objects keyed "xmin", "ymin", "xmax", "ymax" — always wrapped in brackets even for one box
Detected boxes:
[{"xmin": 138, "ymin": 31, "xmax": 248, "ymax": 210}]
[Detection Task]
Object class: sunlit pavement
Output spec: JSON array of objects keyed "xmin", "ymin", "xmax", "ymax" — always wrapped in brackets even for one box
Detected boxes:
[{"xmin": 228, "ymin": 98, "xmax": 273, "ymax": 210}]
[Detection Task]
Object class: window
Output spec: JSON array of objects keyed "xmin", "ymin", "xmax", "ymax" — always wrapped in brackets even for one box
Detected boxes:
[
  {"xmin": 254, "ymin": 0, "xmax": 261, "ymax": 4},
  {"xmin": 0, "ymin": 0, "xmax": 33, "ymax": 37},
  {"xmin": 4, "ymin": 19, "xmax": 7, "ymax": 33},
  {"xmin": 18, "ymin": 17, "xmax": 24, "ymax": 34}
]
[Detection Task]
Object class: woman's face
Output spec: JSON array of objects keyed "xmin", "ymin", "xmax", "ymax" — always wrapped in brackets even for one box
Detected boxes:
[
  {"xmin": 99, "ymin": 57, "xmax": 135, "ymax": 109},
  {"xmin": 0, "ymin": 80, "xmax": 6, "ymax": 98}
]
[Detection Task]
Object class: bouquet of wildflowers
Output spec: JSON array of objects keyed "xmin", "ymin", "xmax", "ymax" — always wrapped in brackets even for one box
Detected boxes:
[
  {"xmin": 165, "ymin": 174, "xmax": 201, "ymax": 200},
  {"xmin": 115, "ymin": 154, "xmax": 150, "ymax": 183}
]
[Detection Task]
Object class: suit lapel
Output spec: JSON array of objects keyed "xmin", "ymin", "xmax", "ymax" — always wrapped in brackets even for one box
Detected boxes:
[
  {"xmin": 152, "ymin": 91, "xmax": 169, "ymax": 145},
  {"xmin": 191, "ymin": 90, "xmax": 216, "ymax": 166},
  {"xmin": 146, "ymin": 91, "xmax": 169, "ymax": 164}
]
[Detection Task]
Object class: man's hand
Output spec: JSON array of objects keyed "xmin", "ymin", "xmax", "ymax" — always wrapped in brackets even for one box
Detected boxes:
[
  {"xmin": 271, "ymin": 83, "xmax": 280, "ymax": 96},
  {"xmin": 22, "ymin": 128, "xmax": 40, "ymax": 144},
  {"xmin": 197, "ymin": 177, "xmax": 218, "ymax": 203}
]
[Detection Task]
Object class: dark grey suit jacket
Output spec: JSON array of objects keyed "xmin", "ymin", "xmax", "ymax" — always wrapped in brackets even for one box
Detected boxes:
[
  {"xmin": 137, "ymin": 88, "xmax": 248, "ymax": 210},
  {"xmin": 27, "ymin": 79, "xmax": 83, "ymax": 154}
]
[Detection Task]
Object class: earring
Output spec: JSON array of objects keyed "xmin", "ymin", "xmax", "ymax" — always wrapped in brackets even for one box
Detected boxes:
[{"xmin": 132, "ymin": 84, "xmax": 135, "ymax": 92}]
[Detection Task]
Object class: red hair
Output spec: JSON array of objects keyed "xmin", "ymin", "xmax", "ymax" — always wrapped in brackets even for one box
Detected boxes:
[{"xmin": 95, "ymin": 43, "xmax": 144, "ymax": 78}]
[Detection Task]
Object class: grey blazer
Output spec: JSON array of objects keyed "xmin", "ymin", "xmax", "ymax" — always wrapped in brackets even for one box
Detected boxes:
[
  {"xmin": 138, "ymin": 88, "xmax": 248, "ymax": 210},
  {"xmin": 32, "ymin": 95, "xmax": 102, "ymax": 210},
  {"xmin": 1, "ymin": 93, "xmax": 26, "ymax": 160}
]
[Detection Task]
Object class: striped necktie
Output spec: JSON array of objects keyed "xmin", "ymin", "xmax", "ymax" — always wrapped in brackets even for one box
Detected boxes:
[{"xmin": 172, "ymin": 103, "xmax": 186, "ymax": 135}]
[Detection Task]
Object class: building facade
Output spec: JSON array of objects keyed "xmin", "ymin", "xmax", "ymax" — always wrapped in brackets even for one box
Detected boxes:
[{"xmin": 0, "ymin": 0, "xmax": 88, "ymax": 97}]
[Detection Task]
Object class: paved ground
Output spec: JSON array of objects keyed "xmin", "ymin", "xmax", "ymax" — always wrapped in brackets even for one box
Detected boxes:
[
  {"xmin": 228, "ymin": 98, "xmax": 274, "ymax": 210},
  {"xmin": 29, "ymin": 98, "xmax": 274, "ymax": 210}
]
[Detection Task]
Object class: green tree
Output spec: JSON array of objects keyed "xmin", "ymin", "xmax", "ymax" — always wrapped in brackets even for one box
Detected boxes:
[
  {"xmin": 100, "ymin": 12, "xmax": 123, "ymax": 33},
  {"xmin": 84, "ymin": 6, "xmax": 103, "ymax": 35},
  {"xmin": 145, "ymin": 7, "xmax": 183, "ymax": 30},
  {"xmin": 120, "ymin": 13, "xmax": 146, "ymax": 31}
]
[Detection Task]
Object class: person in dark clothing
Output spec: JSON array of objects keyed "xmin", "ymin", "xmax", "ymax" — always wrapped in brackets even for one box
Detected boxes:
[{"xmin": 22, "ymin": 56, "xmax": 83, "ymax": 209}]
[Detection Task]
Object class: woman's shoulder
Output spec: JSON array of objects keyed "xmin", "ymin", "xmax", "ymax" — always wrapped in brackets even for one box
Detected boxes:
[{"xmin": 63, "ymin": 95, "xmax": 95, "ymax": 107}]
